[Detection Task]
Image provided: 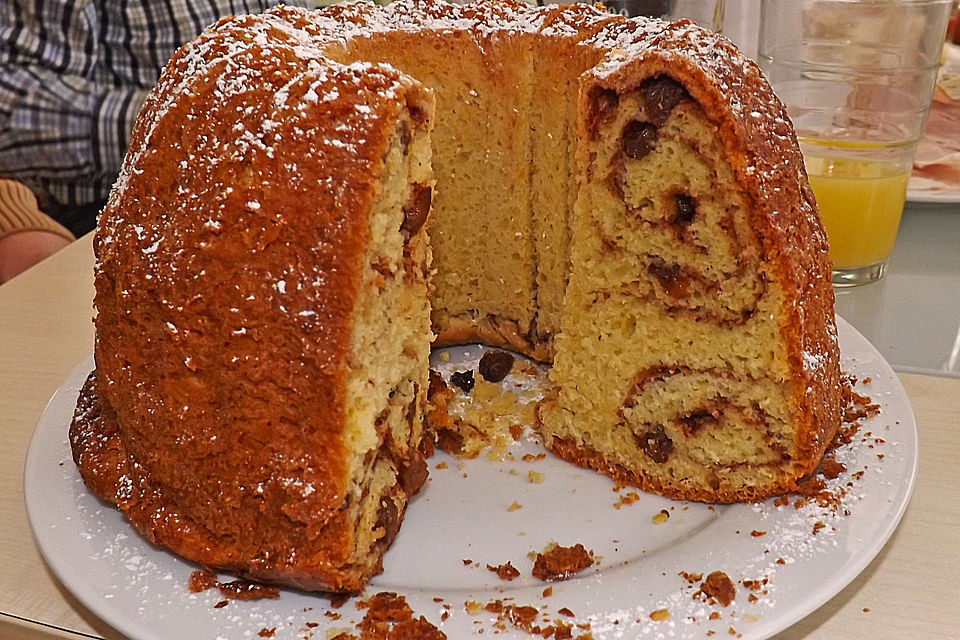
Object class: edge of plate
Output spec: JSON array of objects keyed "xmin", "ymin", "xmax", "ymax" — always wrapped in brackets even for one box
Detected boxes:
[
  {"xmin": 23, "ymin": 320, "xmax": 920, "ymax": 640},
  {"xmin": 906, "ymin": 189, "xmax": 960, "ymax": 204},
  {"xmin": 750, "ymin": 316, "xmax": 919, "ymax": 638},
  {"xmin": 20, "ymin": 355, "xmax": 155, "ymax": 640}
]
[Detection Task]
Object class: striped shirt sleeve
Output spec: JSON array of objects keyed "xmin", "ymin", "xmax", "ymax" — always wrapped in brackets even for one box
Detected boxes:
[{"xmin": 0, "ymin": 0, "xmax": 149, "ymax": 189}]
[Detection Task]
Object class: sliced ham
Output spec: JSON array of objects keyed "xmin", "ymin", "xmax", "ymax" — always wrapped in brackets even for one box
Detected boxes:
[{"xmin": 912, "ymin": 91, "xmax": 960, "ymax": 187}]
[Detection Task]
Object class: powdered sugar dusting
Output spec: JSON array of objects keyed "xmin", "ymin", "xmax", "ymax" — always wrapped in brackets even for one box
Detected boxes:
[{"xmin": 802, "ymin": 350, "xmax": 823, "ymax": 372}]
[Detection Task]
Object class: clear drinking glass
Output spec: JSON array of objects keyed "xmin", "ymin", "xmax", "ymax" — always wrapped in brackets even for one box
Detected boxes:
[
  {"xmin": 758, "ymin": 0, "xmax": 953, "ymax": 287},
  {"xmin": 594, "ymin": 0, "xmax": 772, "ymax": 59},
  {"xmin": 602, "ymin": 0, "xmax": 726, "ymax": 31}
]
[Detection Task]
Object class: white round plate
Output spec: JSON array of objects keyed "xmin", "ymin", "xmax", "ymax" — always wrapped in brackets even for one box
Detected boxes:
[
  {"xmin": 906, "ymin": 180, "xmax": 960, "ymax": 204},
  {"xmin": 25, "ymin": 316, "xmax": 916, "ymax": 640}
]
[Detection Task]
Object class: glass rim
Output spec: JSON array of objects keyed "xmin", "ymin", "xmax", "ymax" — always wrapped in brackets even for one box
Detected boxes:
[{"xmin": 764, "ymin": 59, "xmax": 944, "ymax": 73}]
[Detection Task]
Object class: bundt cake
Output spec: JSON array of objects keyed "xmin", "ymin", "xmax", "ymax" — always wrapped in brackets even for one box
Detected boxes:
[{"xmin": 70, "ymin": 0, "xmax": 841, "ymax": 594}]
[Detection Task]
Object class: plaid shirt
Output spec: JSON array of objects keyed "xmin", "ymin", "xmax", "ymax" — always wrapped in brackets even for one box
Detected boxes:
[{"xmin": 0, "ymin": 0, "xmax": 314, "ymax": 209}]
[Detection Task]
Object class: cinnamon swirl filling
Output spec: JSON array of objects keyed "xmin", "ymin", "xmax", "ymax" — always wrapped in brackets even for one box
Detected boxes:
[
  {"xmin": 618, "ymin": 366, "xmax": 788, "ymax": 470},
  {"xmin": 586, "ymin": 83, "xmax": 767, "ymax": 325}
]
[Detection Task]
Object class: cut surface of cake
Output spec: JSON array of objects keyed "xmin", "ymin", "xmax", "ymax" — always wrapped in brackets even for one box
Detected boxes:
[
  {"xmin": 70, "ymin": 0, "xmax": 841, "ymax": 594},
  {"xmin": 540, "ymin": 33, "xmax": 841, "ymax": 502}
]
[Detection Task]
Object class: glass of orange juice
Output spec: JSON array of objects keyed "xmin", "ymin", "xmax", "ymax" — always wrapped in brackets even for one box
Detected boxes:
[{"xmin": 759, "ymin": 0, "xmax": 953, "ymax": 286}]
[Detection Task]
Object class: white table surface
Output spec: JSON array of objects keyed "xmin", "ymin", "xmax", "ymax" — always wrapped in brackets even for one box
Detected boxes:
[{"xmin": 834, "ymin": 203, "xmax": 960, "ymax": 378}]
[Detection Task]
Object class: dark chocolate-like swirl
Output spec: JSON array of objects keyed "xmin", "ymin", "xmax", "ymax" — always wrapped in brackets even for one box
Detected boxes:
[
  {"xmin": 618, "ymin": 366, "xmax": 787, "ymax": 471},
  {"xmin": 590, "ymin": 91, "xmax": 766, "ymax": 325}
]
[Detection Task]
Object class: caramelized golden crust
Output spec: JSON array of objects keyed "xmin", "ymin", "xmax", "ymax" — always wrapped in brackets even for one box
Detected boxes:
[
  {"xmin": 70, "ymin": 374, "xmax": 372, "ymax": 591},
  {"xmin": 74, "ymin": 0, "xmax": 842, "ymax": 594},
  {"xmin": 86, "ymin": 12, "xmax": 430, "ymax": 592},
  {"xmin": 70, "ymin": 373, "xmax": 128, "ymax": 506}
]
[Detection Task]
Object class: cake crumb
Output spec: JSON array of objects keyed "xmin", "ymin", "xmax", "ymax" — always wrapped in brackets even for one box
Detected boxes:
[
  {"xmin": 696, "ymin": 571, "xmax": 735, "ymax": 607},
  {"xmin": 485, "ymin": 437, "xmax": 510, "ymax": 461},
  {"xmin": 528, "ymin": 470, "xmax": 545, "ymax": 483},
  {"xmin": 354, "ymin": 592, "xmax": 445, "ymax": 639},
  {"xmin": 652, "ymin": 509, "xmax": 669, "ymax": 524},
  {"xmin": 532, "ymin": 543, "xmax": 594, "ymax": 581},
  {"xmin": 542, "ymin": 587, "xmax": 553, "ymax": 597},
  {"xmin": 187, "ymin": 572, "xmax": 279, "ymax": 601},
  {"xmin": 742, "ymin": 578, "xmax": 767, "ymax": 591},
  {"xmin": 427, "ymin": 361, "xmax": 541, "ymax": 461},
  {"xmin": 487, "ymin": 562, "xmax": 520, "ymax": 581},
  {"xmin": 613, "ymin": 491, "xmax": 640, "ymax": 509},
  {"xmin": 507, "ymin": 501, "xmax": 523, "ymax": 512},
  {"xmin": 468, "ymin": 601, "xmax": 583, "ymax": 639},
  {"xmin": 750, "ymin": 530, "xmax": 766, "ymax": 537},
  {"xmin": 472, "ymin": 379, "xmax": 501, "ymax": 402},
  {"xmin": 257, "ymin": 628, "xmax": 275, "ymax": 638},
  {"xmin": 679, "ymin": 571, "xmax": 703, "ymax": 584},
  {"xmin": 439, "ymin": 351, "xmax": 451, "ymax": 362},
  {"xmin": 465, "ymin": 600, "xmax": 483, "ymax": 615},
  {"xmin": 484, "ymin": 600, "xmax": 504, "ymax": 614},
  {"xmin": 503, "ymin": 604, "xmax": 538, "ymax": 634},
  {"xmin": 819, "ymin": 457, "xmax": 846, "ymax": 479},
  {"xmin": 188, "ymin": 569, "xmax": 217, "ymax": 593},
  {"xmin": 649, "ymin": 608, "xmax": 670, "ymax": 621}
]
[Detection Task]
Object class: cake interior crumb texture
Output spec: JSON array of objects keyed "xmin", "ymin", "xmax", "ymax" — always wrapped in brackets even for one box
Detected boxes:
[
  {"xmin": 71, "ymin": 0, "xmax": 842, "ymax": 594},
  {"xmin": 324, "ymin": 3, "xmax": 839, "ymax": 502}
]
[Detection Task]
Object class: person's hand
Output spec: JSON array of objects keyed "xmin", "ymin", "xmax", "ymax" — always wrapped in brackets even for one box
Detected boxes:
[{"xmin": 0, "ymin": 230, "xmax": 72, "ymax": 283}]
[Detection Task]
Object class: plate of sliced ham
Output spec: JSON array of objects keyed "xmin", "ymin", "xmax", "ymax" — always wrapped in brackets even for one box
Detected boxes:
[{"xmin": 909, "ymin": 46, "xmax": 960, "ymax": 203}]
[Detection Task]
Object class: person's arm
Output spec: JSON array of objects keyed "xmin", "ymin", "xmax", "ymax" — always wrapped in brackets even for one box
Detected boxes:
[
  {"xmin": 0, "ymin": 179, "xmax": 73, "ymax": 283},
  {"xmin": 0, "ymin": 0, "xmax": 150, "ymax": 192}
]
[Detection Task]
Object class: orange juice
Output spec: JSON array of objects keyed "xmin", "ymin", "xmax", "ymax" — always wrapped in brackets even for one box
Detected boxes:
[{"xmin": 802, "ymin": 153, "xmax": 909, "ymax": 269}]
